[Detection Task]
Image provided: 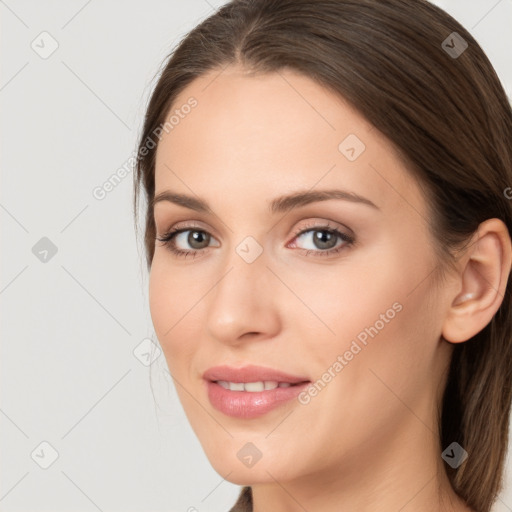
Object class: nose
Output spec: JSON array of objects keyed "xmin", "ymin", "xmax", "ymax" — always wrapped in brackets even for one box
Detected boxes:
[{"xmin": 205, "ymin": 250, "xmax": 281, "ymax": 346}]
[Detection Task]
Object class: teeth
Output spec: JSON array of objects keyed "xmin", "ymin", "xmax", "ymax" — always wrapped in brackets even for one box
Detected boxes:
[
  {"xmin": 216, "ymin": 381, "xmax": 294, "ymax": 392},
  {"xmin": 244, "ymin": 382, "xmax": 266, "ymax": 392}
]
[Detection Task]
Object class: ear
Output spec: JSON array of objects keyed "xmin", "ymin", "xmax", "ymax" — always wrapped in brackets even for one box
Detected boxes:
[{"xmin": 442, "ymin": 218, "xmax": 512, "ymax": 344}]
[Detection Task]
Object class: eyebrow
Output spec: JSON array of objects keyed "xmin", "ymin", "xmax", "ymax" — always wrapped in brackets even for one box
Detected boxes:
[{"xmin": 152, "ymin": 189, "xmax": 379, "ymax": 214}]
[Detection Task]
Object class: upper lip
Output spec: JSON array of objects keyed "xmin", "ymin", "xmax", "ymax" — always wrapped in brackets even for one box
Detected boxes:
[{"xmin": 203, "ymin": 365, "xmax": 310, "ymax": 384}]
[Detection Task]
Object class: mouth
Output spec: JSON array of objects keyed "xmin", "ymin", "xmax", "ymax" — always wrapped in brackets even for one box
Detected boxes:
[{"xmin": 203, "ymin": 365, "xmax": 311, "ymax": 419}]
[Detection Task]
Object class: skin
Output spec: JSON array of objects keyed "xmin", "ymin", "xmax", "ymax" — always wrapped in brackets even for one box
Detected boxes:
[{"xmin": 149, "ymin": 65, "xmax": 511, "ymax": 512}]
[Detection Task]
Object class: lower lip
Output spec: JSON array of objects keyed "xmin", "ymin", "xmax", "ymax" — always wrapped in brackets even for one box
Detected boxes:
[{"xmin": 206, "ymin": 380, "xmax": 310, "ymax": 419}]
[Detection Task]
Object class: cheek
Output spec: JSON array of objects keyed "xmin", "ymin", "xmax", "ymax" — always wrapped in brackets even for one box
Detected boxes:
[
  {"xmin": 148, "ymin": 258, "xmax": 201, "ymax": 375},
  {"xmin": 283, "ymin": 263, "xmax": 439, "ymax": 462}
]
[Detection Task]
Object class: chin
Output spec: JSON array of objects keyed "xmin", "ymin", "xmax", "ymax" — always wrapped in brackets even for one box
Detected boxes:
[{"xmin": 205, "ymin": 447, "xmax": 296, "ymax": 485}]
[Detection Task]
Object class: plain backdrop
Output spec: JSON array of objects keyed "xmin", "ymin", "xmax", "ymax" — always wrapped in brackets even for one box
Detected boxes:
[{"xmin": 1, "ymin": 1, "xmax": 512, "ymax": 511}]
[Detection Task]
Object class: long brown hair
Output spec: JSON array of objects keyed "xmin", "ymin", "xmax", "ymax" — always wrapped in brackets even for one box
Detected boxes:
[{"xmin": 133, "ymin": 1, "xmax": 512, "ymax": 511}]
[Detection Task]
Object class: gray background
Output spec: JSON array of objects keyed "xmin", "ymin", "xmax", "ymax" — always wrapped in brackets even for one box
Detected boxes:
[{"xmin": 1, "ymin": 1, "xmax": 511, "ymax": 511}]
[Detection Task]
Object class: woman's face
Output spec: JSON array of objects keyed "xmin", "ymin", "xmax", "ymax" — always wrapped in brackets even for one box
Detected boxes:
[{"xmin": 149, "ymin": 66, "xmax": 454, "ymax": 486}]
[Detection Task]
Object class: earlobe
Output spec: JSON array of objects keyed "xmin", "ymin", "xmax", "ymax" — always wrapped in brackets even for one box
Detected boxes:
[{"xmin": 442, "ymin": 218, "xmax": 512, "ymax": 344}]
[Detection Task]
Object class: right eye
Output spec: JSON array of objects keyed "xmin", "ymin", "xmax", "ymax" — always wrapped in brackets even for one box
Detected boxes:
[{"xmin": 156, "ymin": 228, "xmax": 220, "ymax": 257}]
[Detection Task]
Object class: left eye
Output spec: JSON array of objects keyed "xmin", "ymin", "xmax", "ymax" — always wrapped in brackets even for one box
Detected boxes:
[{"xmin": 291, "ymin": 228, "xmax": 352, "ymax": 251}]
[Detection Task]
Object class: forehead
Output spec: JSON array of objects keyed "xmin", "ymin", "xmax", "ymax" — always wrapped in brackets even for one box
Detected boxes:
[{"xmin": 154, "ymin": 66, "xmax": 426, "ymax": 218}]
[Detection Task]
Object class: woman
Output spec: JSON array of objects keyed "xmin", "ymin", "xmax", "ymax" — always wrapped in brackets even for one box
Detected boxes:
[{"xmin": 133, "ymin": 1, "xmax": 512, "ymax": 511}]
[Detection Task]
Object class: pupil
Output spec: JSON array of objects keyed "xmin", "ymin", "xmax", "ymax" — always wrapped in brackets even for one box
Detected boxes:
[{"xmin": 314, "ymin": 230, "xmax": 336, "ymax": 249}]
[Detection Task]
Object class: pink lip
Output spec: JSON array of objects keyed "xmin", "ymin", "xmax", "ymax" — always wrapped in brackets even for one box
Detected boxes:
[{"xmin": 203, "ymin": 365, "xmax": 310, "ymax": 419}]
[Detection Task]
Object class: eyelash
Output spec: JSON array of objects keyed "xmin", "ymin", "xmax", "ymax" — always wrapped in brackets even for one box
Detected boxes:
[{"xmin": 155, "ymin": 221, "xmax": 355, "ymax": 259}]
